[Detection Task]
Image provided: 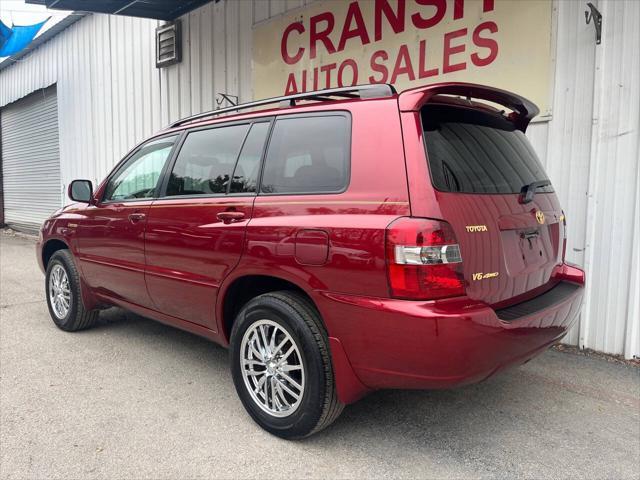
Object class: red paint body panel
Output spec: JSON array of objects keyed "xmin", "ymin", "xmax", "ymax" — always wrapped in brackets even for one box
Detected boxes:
[
  {"xmin": 37, "ymin": 83, "xmax": 586, "ymax": 405},
  {"xmin": 328, "ymin": 337, "xmax": 372, "ymax": 404},
  {"xmin": 75, "ymin": 201, "xmax": 153, "ymax": 308},
  {"xmin": 317, "ymin": 265, "xmax": 583, "ymax": 391},
  {"xmin": 294, "ymin": 230, "xmax": 330, "ymax": 266},
  {"xmin": 144, "ymin": 197, "xmax": 253, "ymax": 329}
]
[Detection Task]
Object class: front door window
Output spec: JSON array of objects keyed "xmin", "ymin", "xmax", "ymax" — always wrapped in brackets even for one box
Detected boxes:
[{"xmin": 104, "ymin": 136, "xmax": 177, "ymax": 201}]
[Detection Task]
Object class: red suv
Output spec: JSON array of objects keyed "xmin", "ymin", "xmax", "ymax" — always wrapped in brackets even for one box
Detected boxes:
[{"xmin": 37, "ymin": 83, "xmax": 585, "ymax": 438}]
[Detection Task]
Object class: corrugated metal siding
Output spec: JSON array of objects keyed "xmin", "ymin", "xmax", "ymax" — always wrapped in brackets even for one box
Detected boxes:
[
  {"xmin": 253, "ymin": 0, "xmax": 317, "ymax": 24},
  {"xmin": 581, "ymin": 0, "xmax": 640, "ymax": 357},
  {"xmin": 1, "ymin": 86, "xmax": 61, "ymax": 233},
  {"xmin": 526, "ymin": 0, "xmax": 599, "ymax": 347},
  {"xmin": 0, "ymin": 14, "xmax": 161, "ymax": 187},
  {"xmin": 160, "ymin": 0, "xmax": 251, "ymax": 124},
  {"xmin": 0, "ymin": 2, "xmax": 312, "ymax": 179},
  {"xmin": 0, "ymin": 0, "xmax": 637, "ymax": 357},
  {"xmin": 526, "ymin": 0, "xmax": 639, "ymax": 358}
]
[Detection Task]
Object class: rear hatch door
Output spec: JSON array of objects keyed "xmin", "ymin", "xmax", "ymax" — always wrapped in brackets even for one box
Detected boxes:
[{"xmin": 421, "ymin": 103, "xmax": 565, "ymax": 306}]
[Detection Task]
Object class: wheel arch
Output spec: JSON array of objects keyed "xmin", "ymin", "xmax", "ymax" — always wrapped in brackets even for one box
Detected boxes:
[
  {"xmin": 41, "ymin": 237, "xmax": 101, "ymax": 312},
  {"xmin": 218, "ymin": 274, "xmax": 317, "ymax": 344},
  {"xmin": 218, "ymin": 273, "xmax": 371, "ymax": 406},
  {"xmin": 42, "ymin": 238, "xmax": 70, "ymax": 269}
]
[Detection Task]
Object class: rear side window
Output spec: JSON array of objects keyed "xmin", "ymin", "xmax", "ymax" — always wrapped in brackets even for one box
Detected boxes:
[
  {"xmin": 166, "ymin": 124, "xmax": 249, "ymax": 196},
  {"xmin": 261, "ymin": 115, "xmax": 350, "ymax": 194},
  {"xmin": 422, "ymin": 105, "xmax": 552, "ymax": 194},
  {"xmin": 230, "ymin": 122, "xmax": 270, "ymax": 194}
]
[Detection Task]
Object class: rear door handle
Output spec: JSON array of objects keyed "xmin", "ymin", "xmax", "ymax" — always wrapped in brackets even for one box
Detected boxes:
[
  {"xmin": 217, "ymin": 211, "xmax": 245, "ymax": 224},
  {"xmin": 128, "ymin": 212, "xmax": 146, "ymax": 223}
]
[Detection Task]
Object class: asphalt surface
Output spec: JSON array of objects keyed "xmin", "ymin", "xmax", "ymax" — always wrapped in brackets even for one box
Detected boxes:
[{"xmin": 1, "ymin": 232, "xmax": 639, "ymax": 480}]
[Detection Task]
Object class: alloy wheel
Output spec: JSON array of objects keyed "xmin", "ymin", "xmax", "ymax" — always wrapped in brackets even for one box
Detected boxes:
[
  {"xmin": 240, "ymin": 319, "xmax": 305, "ymax": 418},
  {"xmin": 49, "ymin": 264, "xmax": 71, "ymax": 319}
]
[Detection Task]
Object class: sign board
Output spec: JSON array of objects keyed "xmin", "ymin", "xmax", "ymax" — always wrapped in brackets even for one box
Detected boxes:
[{"xmin": 253, "ymin": 0, "xmax": 554, "ymax": 119}]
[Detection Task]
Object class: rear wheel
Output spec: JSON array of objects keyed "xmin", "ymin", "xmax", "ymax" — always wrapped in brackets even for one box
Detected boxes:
[
  {"xmin": 45, "ymin": 250, "xmax": 99, "ymax": 331},
  {"xmin": 230, "ymin": 291, "xmax": 343, "ymax": 439}
]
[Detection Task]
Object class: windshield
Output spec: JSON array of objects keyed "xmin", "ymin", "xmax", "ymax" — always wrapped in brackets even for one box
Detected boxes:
[{"xmin": 422, "ymin": 104, "xmax": 553, "ymax": 195}]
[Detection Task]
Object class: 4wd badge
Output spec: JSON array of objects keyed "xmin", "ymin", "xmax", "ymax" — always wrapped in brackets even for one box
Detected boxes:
[{"xmin": 472, "ymin": 272, "xmax": 499, "ymax": 281}]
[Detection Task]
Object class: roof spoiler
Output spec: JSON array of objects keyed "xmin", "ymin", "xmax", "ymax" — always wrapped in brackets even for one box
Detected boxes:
[{"xmin": 398, "ymin": 82, "xmax": 539, "ymax": 132}]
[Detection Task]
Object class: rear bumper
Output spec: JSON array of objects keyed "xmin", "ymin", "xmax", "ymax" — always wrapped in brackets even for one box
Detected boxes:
[{"xmin": 319, "ymin": 263, "xmax": 584, "ymax": 401}]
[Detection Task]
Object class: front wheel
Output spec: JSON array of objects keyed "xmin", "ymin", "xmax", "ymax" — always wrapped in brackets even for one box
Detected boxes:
[
  {"xmin": 230, "ymin": 291, "xmax": 343, "ymax": 439},
  {"xmin": 45, "ymin": 250, "xmax": 99, "ymax": 331}
]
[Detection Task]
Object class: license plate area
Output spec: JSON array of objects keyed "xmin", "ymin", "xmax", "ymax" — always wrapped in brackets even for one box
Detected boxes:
[
  {"xmin": 519, "ymin": 229, "xmax": 548, "ymax": 267},
  {"xmin": 500, "ymin": 227, "xmax": 551, "ymax": 276}
]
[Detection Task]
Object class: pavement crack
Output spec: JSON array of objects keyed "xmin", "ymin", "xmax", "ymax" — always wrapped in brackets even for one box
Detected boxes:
[{"xmin": 0, "ymin": 300, "xmax": 46, "ymax": 309}]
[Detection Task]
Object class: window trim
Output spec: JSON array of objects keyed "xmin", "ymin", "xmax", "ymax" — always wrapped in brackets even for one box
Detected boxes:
[
  {"xmin": 256, "ymin": 111, "xmax": 352, "ymax": 197},
  {"xmin": 99, "ymin": 132, "xmax": 183, "ymax": 205},
  {"xmin": 228, "ymin": 121, "xmax": 274, "ymax": 195},
  {"xmin": 155, "ymin": 117, "xmax": 274, "ymax": 201}
]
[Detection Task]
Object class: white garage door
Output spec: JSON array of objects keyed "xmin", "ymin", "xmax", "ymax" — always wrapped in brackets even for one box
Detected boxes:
[{"xmin": 1, "ymin": 86, "xmax": 61, "ymax": 233}]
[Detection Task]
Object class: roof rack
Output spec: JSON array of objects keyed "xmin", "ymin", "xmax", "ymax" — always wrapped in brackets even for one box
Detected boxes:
[{"xmin": 169, "ymin": 83, "xmax": 396, "ymax": 128}]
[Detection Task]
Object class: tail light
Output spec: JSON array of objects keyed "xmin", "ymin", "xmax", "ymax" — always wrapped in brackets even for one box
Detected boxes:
[{"xmin": 386, "ymin": 217, "xmax": 465, "ymax": 300}]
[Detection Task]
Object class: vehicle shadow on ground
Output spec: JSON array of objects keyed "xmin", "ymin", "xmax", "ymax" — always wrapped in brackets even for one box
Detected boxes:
[
  {"xmin": 91, "ymin": 307, "xmax": 534, "ymax": 439},
  {"xmin": 80, "ymin": 307, "xmax": 640, "ymax": 478}
]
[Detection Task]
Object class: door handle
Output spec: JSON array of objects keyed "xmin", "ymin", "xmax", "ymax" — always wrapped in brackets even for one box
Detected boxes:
[
  {"xmin": 128, "ymin": 212, "xmax": 146, "ymax": 223},
  {"xmin": 217, "ymin": 211, "xmax": 245, "ymax": 224}
]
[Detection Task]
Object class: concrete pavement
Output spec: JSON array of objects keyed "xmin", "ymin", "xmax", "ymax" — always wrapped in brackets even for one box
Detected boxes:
[{"xmin": 1, "ymin": 232, "xmax": 639, "ymax": 479}]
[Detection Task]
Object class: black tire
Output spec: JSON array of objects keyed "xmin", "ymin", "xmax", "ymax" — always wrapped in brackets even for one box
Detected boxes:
[
  {"xmin": 230, "ymin": 291, "xmax": 344, "ymax": 439},
  {"xmin": 45, "ymin": 250, "xmax": 99, "ymax": 331}
]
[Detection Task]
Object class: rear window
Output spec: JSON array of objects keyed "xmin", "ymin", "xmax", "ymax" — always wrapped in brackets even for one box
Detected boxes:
[
  {"xmin": 260, "ymin": 115, "xmax": 350, "ymax": 194},
  {"xmin": 422, "ymin": 105, "xmax": 553, "ymax": 194}
]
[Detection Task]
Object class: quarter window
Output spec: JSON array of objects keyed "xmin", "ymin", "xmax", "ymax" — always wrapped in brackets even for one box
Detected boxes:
[
  {"xmin": 260, "ymin": 115, "xmax": 350, "ymax": 194},
  {"xmin": 104, "ymin": 135, "xmax": 177, "ymax": 201},
  {"xmin": 166, "ymin": 124, "xmax": 249, "ymax": 196}
]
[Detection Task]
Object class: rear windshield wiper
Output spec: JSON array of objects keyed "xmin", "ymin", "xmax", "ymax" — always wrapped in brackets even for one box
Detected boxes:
[{"xmin": 519, "ymin": 180, "xmax": 551, "ymax": 204}]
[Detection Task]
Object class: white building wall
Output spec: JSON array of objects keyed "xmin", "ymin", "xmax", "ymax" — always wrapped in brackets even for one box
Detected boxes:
[
  {"xmin": 158, "ymin": 0, "xmax": 255, "ymax": 125},
  {"xmin": 0, "ymin": 14, "xmax": 161, "ymax": 185},
  {"xmin": 0, "ymin": 0, "xmax": 638, "ymax": 358},
  {"xmin": 526, "ymin": 0, "xmax": 599, "ymax": 346},
  {"xmin": 580, "ymin": 0, "xmax": 639, "ymax": 357}
]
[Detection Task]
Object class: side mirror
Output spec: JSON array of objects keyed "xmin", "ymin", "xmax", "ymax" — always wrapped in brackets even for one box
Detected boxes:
[{"xmin": 68, "ymin": 179, "xmax": 93, "ymax": 203}]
